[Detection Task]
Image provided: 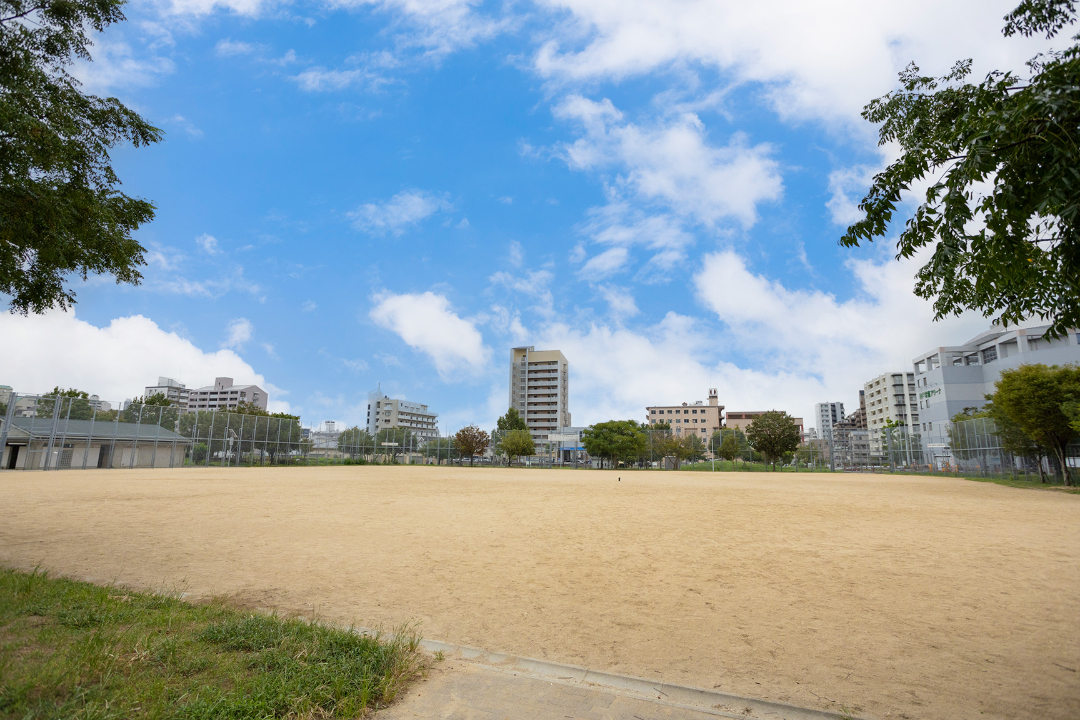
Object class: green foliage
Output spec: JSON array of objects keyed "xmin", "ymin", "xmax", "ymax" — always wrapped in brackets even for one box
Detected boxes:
[
  {"xmin": 1065, "ymin": 400, "xmax": 1080, "ymax": 433},
  {"xmin": 0, "ymin": 0, "xmax": 162, "ymax": 314},
  {"xmin": 745, "ymin": 411, "xmax": 802, "ymax": 470},
  {"xmin": 491, "ymin": 407, "xmax": 528, "ymax": 456},
  {"xmin": 337, "ymin": 426, "xmax": 374, "ymax": 458},
  {"xmin": 987, "ymin": 363, "xmax": 1080, "ymax": 484},
  {"xmin": 0, "ymin": 567, "xmax": 422, "ymax": 718},
  {"xmin": 711, "ymin": 427, "xmax": 751, "ymax": 462},
  {"xmin": 841, "ymin": 1, "xmax": 1080, "ymax": 337},
  {"xmin": 500, "ymin": 428, "xmax": 535, "ymax": 463},
  {"xmin": 581, "ymin": 420, "xmax": 646, "ymax": 468},
  {"xmin": 34, "ymin": 387, "xmax": 93, "ymax": 419},
  {"xmin": 453, "ymin": 425, "xmax": 490, "ymax": 465}
]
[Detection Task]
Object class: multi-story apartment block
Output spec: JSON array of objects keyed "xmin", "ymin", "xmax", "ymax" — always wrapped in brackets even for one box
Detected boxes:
[
  {"xmin": 509, "ymin": 347, "xmax": 570, "ymax": 444},
  {"xmin": 814, "ymin": 402, "xmax": 845, "ymax": 438},
  {"xmin": 366, "ymin": 389, "xmax": 439, "ymax": 442},
  {"xmin": 144, "ymin": 377, "xmax": 189, "ymax": 407},
  {"xmin": 646, "ymin": 389, "xmax": 724, "ymax": 439},
  {"xmin": 725, "ymin": 411, "xmax": 804, "ymax": 435},
  {"xmin": 864, "ymin": 372, "xmax": 918, "ymax": 454},
  {"xmin": 912, "ymin": 324, "xmax": 1080, "ymax": 434},
  {"xmin": 184, "ymin": 377, "xmax": 267, "ymax": 412}
]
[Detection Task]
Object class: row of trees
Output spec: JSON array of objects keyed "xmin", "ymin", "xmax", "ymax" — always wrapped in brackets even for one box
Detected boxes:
[
  {"xmin": 578, "ymin": 410, "xmax": 802, "ymax": 470},
  {"xmin": 953, "ymin": 363, "xmax": 1080, "ymax": 485}
]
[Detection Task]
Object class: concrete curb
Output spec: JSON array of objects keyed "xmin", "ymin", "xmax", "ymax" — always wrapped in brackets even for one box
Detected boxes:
[{"xmin": 352, "ymin": 627, "xmax": 861, "ymax": 720}]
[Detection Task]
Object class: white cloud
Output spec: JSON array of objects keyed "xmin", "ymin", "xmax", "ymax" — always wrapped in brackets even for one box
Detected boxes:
[
  {"xmin": 827, "ymin": 165, "xmax": 879, "ymax": 226},
  {"xmin": 169, "ymin": 115, "xmax": 204, "ymax": 139},
  {"xmin": 554, "ymin": 95, "xmax": 783, "ymax": 226},
  {"xmin": 196, "ymin": 233, "xmax": 220, "ymax": 255},
  {"xmin": 690, "ymin": 248, "xmax": 997, "ymax": 421},
  {"xmin": 153, "ymin": 269, "xmax": 262, "ymax": 299},
  {"xmin": 330, "ymin": 0, "xmax": 511, "ymax": 56},
  {"xmin": 301, "ymin": 300, "xmax": 318, "ymax": 312},
  {"xmin": 71, "ymin": 41, "xmax": 174, "ymax": 94},
  {"xmin": 262, "ymin": 342, "xmax": 278, "ymax": 359},
  {"xmin": 369, "ymin": 291, "xmax": 490, "ymax": 378},
  {"xmin": 597, "ymin": 284, "xmax": 639, "ymax": 320},
  {"xmin": 576, "ymin": 202, "xmax": 695, "ymax": 277},
  {"xmin": 508, "ymin": 240, "xmax": 524, "ymax": 267},
  {"xmin": 0, "ymin": 312, "xmax": 280, "ymax": 405},
  {"xmin": 215, "ymin": 38, "xmax": 261, "ymax": 56},
  {"xmin": 489, "ymin": 269, "xmax": 555, "ymax": 316},
  {"xmin": 348, "ymin": 189, "xmax": 452, "ymax": 235},
  {"xmin": 579, "ymin": 246, "xmax": 628, "ymax": 278},
  {"xmin": 223, "ymin": 318, "xmax": 254, "ymax": 349},
  {"xmin": 533, "ymin": 0, "xmax": 1055, "ymax": 126},
  {"xmin": 165, "ymin": 0, "xmax": 266, "ymax": 17}
]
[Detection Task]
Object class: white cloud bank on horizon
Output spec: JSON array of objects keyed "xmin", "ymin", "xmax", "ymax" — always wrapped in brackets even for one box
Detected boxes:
[
  {"xmin": 0, "ymin": 312, "xmax": 290, "ymax": 413},
  {"xmin": 369, "ymin": 290, "xmax": 491, "ymax": 379},
  {"xmin": 516, "ymin": 248, "xmax": 1002, "ymax": 429}
]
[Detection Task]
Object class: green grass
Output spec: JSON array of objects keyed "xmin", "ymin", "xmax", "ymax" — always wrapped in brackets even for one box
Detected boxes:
[
  {"xmin": 0, "ymin": 568, "xmax": 424, "ymax": 719},
  {"xmin": 881, "ymin": 470, "xmax": 1080, "ymax": 493},
  {"xmin": 678, "ymin": 460, "xmax": 837, "ymax": 472}
]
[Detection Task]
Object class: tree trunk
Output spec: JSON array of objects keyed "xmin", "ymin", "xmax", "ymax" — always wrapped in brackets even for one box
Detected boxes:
[{"xmin": 1054, "ymin": 444, "xmax": 1073, "ymax": 486}]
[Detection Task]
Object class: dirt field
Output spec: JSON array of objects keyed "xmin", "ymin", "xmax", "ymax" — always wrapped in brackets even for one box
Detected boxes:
[{"xmin": 1, "ymin": 467, "xmax": 1076, "ymax": 719}]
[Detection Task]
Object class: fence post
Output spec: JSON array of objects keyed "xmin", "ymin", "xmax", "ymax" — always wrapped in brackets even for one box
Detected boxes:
[
  {"xmin": 83, "ymin": 401, "xmax": 97, "ymax": 469},
  {"xmin": 0, "ymin": 392, "xmax": 16, "ymax": 470}
]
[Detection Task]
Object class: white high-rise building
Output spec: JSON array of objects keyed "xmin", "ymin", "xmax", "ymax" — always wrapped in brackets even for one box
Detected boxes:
[
  {"xmin": 864, "ymin": 372, "xmax": 918, "ymax": 454},
  {"xmin": 814, "ymin": 402, "xmax": 845, "ymax": 438},
  {"xmin": 509, "ymin": 346, "xmax": 570, "ymax": 445}
]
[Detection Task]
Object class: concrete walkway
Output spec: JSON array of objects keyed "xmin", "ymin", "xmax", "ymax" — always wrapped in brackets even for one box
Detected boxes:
[{"xmin": 377, "ymin": 639, "xmax": 860, "ymax": 720}]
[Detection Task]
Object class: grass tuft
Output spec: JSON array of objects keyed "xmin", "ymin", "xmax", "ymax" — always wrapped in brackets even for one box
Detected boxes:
[{"xmin": 0, "ymin": 567, "xmax": 423, "ymax": 718}]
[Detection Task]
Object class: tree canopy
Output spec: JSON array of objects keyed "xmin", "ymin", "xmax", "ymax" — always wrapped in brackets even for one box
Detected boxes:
[
  {"xmin": 1, "ymin": 0, "xmax": 161, "ymax": 313},
  {"xmin": 840, "ymin": 0, "xmax": 1080, "ymax": 338},
  {"xmin": 986, "ymin": 363, "xmax": 1080, "ymax": 484},
  {"xmin": 453, "ymin": 425, "xmax": 490, "ymax": 465},
  {"xmin": 500, "ymin": 428, "xmax": 534, "ymax": 464},
  {"xmin": 581, "ymin": 420, "xmax": 645, "ymax": 468},
  {"xmin": 745, "ymin": 411, "xmax": 802, "ymax": 470}
]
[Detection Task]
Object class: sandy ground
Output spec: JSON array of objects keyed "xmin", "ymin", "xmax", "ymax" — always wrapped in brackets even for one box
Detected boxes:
[{"xmin": 0, "ymin": 467, "xmax": 1077, "ymax": 720}]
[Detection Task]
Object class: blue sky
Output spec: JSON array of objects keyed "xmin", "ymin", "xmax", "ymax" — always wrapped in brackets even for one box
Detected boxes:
[{"xmin": 1, "ymin": 0, "xmax": 1058, "ymax": 432}]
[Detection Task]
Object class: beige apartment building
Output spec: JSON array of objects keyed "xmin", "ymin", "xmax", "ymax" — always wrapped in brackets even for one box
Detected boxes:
[
  {"xmin": 366, "ymin": 388, "xmax": 439, "ymax": 442},
  {"xmin": 646, "ymin": 389, "xmax": 724, "ymax": 439},
  {"xmin": 863, "ymin": 371, "xmax": 918, "ymax": 454},
  {"xmin": 509, "ymin": 346, "xmax": 570, "ymax": 444},
  {"xmin": 725, "ymin": 411, "xmax": 804, "ymax": 435},
  {"xmin": 184, "ymin": 377, "xmax": 267, "ymax": 412}
]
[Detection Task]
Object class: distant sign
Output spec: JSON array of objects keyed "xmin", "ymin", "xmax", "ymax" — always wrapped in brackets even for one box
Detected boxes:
[{"xmin": 927, "ymin": 443, "xmax": 948, "ymax": 448}]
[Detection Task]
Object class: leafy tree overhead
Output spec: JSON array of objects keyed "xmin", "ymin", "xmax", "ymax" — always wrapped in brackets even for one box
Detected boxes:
[
  {"xmin": 841, "ymin": 0, "xmax": 1080, "ymax": 338},
  {"xmin": 453, "ymin": 425, "xmax": 490, "ymax": 466},
  {"xmin": 745, "ymin": 411, "xmax": 802, "ymax": 471},
  {"xmin": 987, "ymin": 363, "xmax": 1080, "ymax": 485},
  {"xmin": 1, "ymin": 0, "xmax": 162, "ymax": 314},
  {"xmin": 500, "ymin": 428, "xmax": 535, "ymax": 464}
]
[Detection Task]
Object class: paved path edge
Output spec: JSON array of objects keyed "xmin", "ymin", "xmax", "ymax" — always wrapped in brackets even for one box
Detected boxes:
[{"xmin": 352, "ymin": 626, "xmax": 863, "ymax": 720}]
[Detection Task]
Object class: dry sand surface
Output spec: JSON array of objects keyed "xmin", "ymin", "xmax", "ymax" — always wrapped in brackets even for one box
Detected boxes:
[{"xmin": 1, "ymin": 467, "xmax": 1077, "ymax": 719}]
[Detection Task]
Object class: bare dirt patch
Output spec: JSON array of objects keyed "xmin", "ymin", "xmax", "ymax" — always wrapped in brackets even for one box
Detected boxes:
[{"xmin": 1, "ymin": 466, "xmax": 1076, "ymax": 719}]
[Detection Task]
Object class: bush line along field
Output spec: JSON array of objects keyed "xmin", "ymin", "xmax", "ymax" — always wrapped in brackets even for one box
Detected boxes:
[{"xmin": 0, "ymin": 569, "xmax": 424, "ymax": 719}]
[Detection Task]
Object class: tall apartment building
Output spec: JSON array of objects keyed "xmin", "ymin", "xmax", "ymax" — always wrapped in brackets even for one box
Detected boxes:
[
  {"xmin": 184, "ymin": 377, "xmax": 267, "ymax": 412},
  {"xmin": 509, "ymin": 347, "xmax": 570, "ymax": 444},
  {"xmin": 144, "ymin": 377, "xmax": 189, "ymax": 407},
  {"xmin": 912, "ymin": 324, "xmax": 1080, "ymax": 433},
  {"xmin": 646, "ymin": 389, "xmax": 723, "ymax": 439},
  {"xmin": 366, "ymin": 389, "xmax": 439, "ymax": 442},
  {"xmin": 864, "ymin": 372, "xmax": 918, "ymax": 454},
  {"xmin": 814, "ymin": 402, "xmax": 845, "ymax": 438}
]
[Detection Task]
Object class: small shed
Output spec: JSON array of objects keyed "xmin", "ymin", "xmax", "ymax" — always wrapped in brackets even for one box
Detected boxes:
[{"xmin": 1, "ymin": 417, "xmax": 192, "ymax": 470}]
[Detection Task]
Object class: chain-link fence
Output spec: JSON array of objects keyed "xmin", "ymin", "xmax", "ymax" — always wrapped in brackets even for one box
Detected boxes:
[
  {"xmin": 875, "ymin": 417, "xmax": 1078, "ymax": 480},
  {"xmin": 0, "ymin": 392, "xmax": 473, "ymax": 471}
]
